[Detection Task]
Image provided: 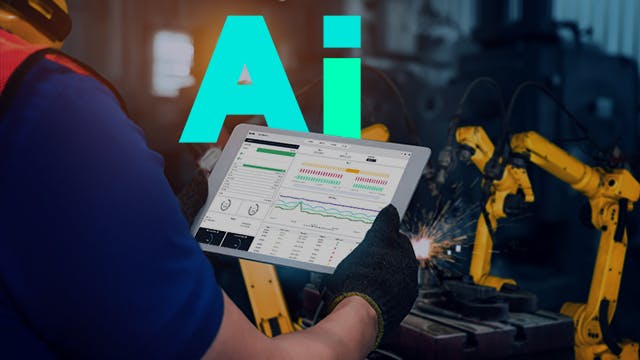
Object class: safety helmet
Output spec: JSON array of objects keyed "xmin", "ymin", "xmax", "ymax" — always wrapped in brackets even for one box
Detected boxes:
[{"xmin": 0, "ymin": 0, "xmax": 70, "ymax": 48}]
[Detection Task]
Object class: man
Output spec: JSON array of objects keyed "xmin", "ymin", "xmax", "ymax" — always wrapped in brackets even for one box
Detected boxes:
[{"xmin": 0, "ymin": 1, "xmax": 418, "ymax": 358}]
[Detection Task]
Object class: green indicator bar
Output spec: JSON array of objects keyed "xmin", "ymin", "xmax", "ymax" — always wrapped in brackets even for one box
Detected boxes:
[
  {"xmin": 243, "ymin": 164, "xmax": 286, "ymax": 172},
  {"xmin": 323, "ymin": 58, "xmax": 361, "ymax": 139},
  {"xmin": 256, "ymin": 148, "xmax": 296, "ymax": 157},
  {"xmin": 295, "ymin": 175, "xmax": 341, "ymax": 185},
  {"xmin": 353, "ymin": 183, "xmax": 384, "ymax": 192}
]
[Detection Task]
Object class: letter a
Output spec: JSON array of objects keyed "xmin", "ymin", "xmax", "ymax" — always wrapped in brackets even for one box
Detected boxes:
[{"xmin": 180, "ymin": 16, "xmax": 307, "ymax": 143}]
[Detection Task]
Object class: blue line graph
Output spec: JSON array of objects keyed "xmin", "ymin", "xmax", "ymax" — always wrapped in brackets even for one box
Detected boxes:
[
  {"xmin": 275, "ymin": 196, "xmax": 378, "ymax": 224},
  {"xmin": 279, "ymin": 195, "xmax": 378, "ymax": 212}
]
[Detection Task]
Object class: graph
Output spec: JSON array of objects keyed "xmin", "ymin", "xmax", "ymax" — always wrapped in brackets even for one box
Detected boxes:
[
  {"xmin": 294, "ymin": 175, "xmax": 341, "ymax": 185},
  {"xmin": 200, "ymin": 129, "xmax": 414, "ymax": 271},
  {"xmin": 301, "ymin": 162, "xmax": 390, "ymax": 178},
  {"xmin": 353, "ymin": 183, "xmax": 384, "ymax": 192},
  {"xmin": 355, "ymin": 176, "xmax": 388, "ymax": 185},
  {"xmin": 274, "ymin": 195, "xmax": 377, "ymax": 224},
  {"xmin": 299, "ymin": 168, "xmax": 343, "ymax": 178}
]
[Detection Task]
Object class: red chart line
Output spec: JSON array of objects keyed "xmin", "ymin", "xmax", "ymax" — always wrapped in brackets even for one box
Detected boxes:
[
  {"xmin": 299, "ymin": 168, "xmax": 343, "ymax": 179},
  {"xmin": 355, "ymin": 176, "xmax": 388, "ymax": 185}
]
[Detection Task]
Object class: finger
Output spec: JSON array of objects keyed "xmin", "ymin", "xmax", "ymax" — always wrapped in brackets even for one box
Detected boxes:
[
  {"xmin": 370, "ymin": 204, "xmax": 400, "ymax": 233},
  {"xmin": 397, "ymin": 233, "xmax": 414, "ymax": 252}
]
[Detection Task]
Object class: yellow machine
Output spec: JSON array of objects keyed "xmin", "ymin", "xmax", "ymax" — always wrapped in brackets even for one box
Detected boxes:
[
  {"xmin": 240, "ymin": 124, "xmax": 390, "ymax": 337},
  {"xmin": 510, "ymin": 131, "xmax": 640, "ymax": 360},
  {"xmin": 238, "ymin": 260, "xmax": 297, "ymax": 337},
  {"xmin": 455, "ymin": 126, "xmax": 534, "ymax": 290}
]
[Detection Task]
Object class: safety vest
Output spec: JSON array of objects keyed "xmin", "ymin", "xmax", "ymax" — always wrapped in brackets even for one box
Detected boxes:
[{"xmin": 0, "ymin": 29, "xmax": 126, "ymax": 112}]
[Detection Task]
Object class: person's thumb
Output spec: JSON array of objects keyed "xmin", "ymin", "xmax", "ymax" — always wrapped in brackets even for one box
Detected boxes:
[
  {"xmin": 397, "ymin": 232, "xmax": 415, "ymax": 254},
  {"xmin": 369, "ymin": 204, "xmax": 400, "ymax": 235}
]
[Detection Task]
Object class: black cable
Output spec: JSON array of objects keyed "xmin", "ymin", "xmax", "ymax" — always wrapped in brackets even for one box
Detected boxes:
[
  {"xmin": 293, "ymin": 64, "xmax": 422, "ymax": 144},
  {"xmin": 449, "ymin": 77, "xmax": 509, "ymax": 155},
  {"xmin": 505, "ymin": 81, "xmax": 597, "ymax": 149},
  {"xmin": 361, "ymin": 63, "xmax": 421, "ymax": 145},
  {"xmin": 448, "ymin": 78, "xmax": 509, "ymax": 256},
  {"xmin": 599, "ymin": 299, "xmax": 623, "ymax": 355}
]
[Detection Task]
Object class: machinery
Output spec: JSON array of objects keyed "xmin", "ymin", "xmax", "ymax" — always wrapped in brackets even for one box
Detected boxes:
[
  {"xmin": 451, "ymin": 125, "xmax": 639, "ymax": 359},
  {"xmin": 234, "ymin": 103, "xmax": 639, "ymax": 359},
  {"xmin": 238, "ymin": 260, "xmax": 297, "ymax": 337},
  {"xmin": 455, "ymin": 126, "xmax": 534, "ymax": 291},
  {"xmin": 298, "ymin": 123, "xmax": 574, "ymax": 359},
  {"xmin": 511, "ymin": 131, "xmax": 640, "ymax": 360},
  {"xmin": 367, "ymin": 119, "xmax": 640, "ymax": 359}
]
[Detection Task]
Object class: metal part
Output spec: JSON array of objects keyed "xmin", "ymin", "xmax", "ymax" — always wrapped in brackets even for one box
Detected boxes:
[
  {"xmin": 239, "ymin": 260, "xmax": 294, "ymax": 337},
  {"xmin": 455, "ymin": 126, "xmax": 534, "ymax": 291},
  {"xmin": 383, "ymin": 307, "xmax": 573, "ymax": 359},
  {"xmin": 362, "ymin": 123, "xmax": 391, "ymax": 142},
  {"xmin": 435, "ymin": 145, "xmax": 454, "ymax": 188},
  {"xmin": 511, "ymin": 130, "xmax": 640, "ymax": 360}
]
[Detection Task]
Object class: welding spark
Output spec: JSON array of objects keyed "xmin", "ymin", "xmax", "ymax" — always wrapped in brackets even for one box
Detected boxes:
[
  {"xmin": 403, "ymin": 181, "xmax": 479, "ymax": 272},
  {"xmin": 411, "ymin": 234, "xmax": 433, "ymax": 261},
  {"xmin": 410, "ymin": 225, "xmax": 467, "ymax": 267}
]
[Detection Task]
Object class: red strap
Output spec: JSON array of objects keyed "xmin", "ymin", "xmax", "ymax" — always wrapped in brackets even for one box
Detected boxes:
[
  {"xmin": 44, "ymin": 53, "xmax": 90, "ymax": 76},
  {"xmin": 0, "ymin": 30, "xmax": 47, "ymax": 93},
  {"xmin": 0, "ymin": 30, "xmax": 90, "ymax": 93},
  {"xmin": 0, "ymin": 29, "xmax": 126, "ymax": 114}
]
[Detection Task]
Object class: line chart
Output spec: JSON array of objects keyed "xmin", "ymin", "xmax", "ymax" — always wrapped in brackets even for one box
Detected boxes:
[{"xmin": 274, "ymin": 196, "xmax": 378, "ymax": 224}]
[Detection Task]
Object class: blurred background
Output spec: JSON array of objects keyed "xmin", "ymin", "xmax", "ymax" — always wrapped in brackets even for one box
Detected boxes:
[{"xmin": 62, "ymin": 0, "xmax": 640, "ymax": 348}]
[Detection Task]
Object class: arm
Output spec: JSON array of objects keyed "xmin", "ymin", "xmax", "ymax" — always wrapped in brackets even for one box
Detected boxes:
[
  {"xmin": 510, "ymin": 131, "xmax": 640, "ymax": 357},
  {"xmin": 205, "ymin": 292, "xmax": 377, "ymax": 360},
  {"xmin": 205, "ymin": 205, "xmax": 418, "ymax": 359},
  {"xmin": 0, "ymin": 61, "xmax": 411, "ymax": 358},
  {"xmin": 0, "ymin": 61, "xmax": 225, "ymax": 358}
]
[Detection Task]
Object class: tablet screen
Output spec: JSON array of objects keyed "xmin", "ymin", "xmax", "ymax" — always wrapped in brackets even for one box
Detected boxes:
[{"xmin": 195, "ymin": 129, "xmax": 414, "ymax": 272}]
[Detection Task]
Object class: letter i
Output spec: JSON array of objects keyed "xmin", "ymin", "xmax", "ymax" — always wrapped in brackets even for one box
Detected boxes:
[{"xmin": 323, "ymin": 16, "xmax": 361, "ymax": 139}]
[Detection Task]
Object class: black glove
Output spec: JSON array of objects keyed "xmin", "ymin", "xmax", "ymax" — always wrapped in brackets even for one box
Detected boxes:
[
  {"xmin": 322, "ymin": 204, "xmax": 418, "ymax": 347},
  {"xmin": 177, "ymin": 168, "xmax": 209, "ymax": 226}
]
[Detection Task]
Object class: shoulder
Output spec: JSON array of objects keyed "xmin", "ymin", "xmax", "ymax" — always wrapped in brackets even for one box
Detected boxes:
[
  {"xmin": 10, "ymin": 57, "xmax": 122, "ymax": 108},
  {"xmin": 0, "ymin": 57, "xmax": 151, "ymax": 164},
  {"xmin": 0, "ymin": 57, "xmax": 224, "ymax": 358},
  {"xmin": 1, "ymin": 57, "xmax": 137, "ymax": 138}
]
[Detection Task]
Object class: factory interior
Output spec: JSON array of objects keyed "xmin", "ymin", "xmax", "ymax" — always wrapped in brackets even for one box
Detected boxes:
[{"xmin": 54, "ymin": 0, "xmax": 640, "ymax": 358}]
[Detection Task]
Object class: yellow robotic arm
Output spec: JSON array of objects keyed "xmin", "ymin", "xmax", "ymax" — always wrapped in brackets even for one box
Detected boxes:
[
  {"xmin": 456, "ymin": 126, "xmax": 534, "ymax": 290},
  {"xmin": 511, "ymin": 131, "xmax": 640, "ymax": 360}
]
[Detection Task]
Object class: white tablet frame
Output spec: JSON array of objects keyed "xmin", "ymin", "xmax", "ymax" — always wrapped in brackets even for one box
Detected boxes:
[{"xmin": 192, "ymin": 124, "xmax": 431, "ymax": 273}]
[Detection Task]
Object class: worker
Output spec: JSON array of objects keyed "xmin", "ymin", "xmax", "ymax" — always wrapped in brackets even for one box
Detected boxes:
[{"xmin": 0, "ymin": 1, "xmax": 418, "ymax": 358}]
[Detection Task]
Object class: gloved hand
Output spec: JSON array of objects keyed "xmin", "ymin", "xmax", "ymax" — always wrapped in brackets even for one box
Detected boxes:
[
  {"xmin": 322, "ymin": 204, "xmax": 418, "ymax": 347},
  {"xmin": 177, "ymin": 168, "xmax": 209, "ymax": 226}
]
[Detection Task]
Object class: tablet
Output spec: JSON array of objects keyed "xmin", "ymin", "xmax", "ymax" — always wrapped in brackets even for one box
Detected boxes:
[{"xmin": 192, "ymin": 124, "xmax": 430, "ymax": 273}]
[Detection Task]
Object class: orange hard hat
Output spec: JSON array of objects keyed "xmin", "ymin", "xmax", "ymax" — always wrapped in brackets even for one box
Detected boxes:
[{"xmin": 0, "ymin": 0, "xmax": 70, "ymax": 48}]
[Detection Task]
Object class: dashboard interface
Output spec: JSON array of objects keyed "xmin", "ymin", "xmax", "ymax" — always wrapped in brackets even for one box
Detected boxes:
[{"xmin": 195, "ymin": 130, "xmax": 412, "ymax": 272}]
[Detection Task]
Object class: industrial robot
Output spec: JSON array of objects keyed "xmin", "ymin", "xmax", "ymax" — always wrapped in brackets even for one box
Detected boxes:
[{"xmin": 457, "ymin": 126, "xmax": 640, "ymax": 360}]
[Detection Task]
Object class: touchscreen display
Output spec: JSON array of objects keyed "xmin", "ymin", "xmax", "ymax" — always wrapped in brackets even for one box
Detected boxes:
[{"xmin": 195, "ymin": 129, "xmax": 412, "ymax": 271}]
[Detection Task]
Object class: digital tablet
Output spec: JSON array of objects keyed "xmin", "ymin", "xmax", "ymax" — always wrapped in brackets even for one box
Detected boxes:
[{"xmin": 192, "ymin": 124, "xmax": 430, "ymax": 273}]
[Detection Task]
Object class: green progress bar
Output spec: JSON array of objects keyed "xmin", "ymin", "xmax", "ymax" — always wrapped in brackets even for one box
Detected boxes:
[
  {"xmin": 295, "ymin": 175, "xmax": 341, "ymax": 185},
  {"xmin": 243, "ymin": 164, "xmax": 286, "ymax": 172},
  {"xmin": 353, "ymin": 183, "xmax": 384, "ymax": 192},
  {"xmin": 256, "ymin": 148, "xmax": 296, "ymax": 157}
]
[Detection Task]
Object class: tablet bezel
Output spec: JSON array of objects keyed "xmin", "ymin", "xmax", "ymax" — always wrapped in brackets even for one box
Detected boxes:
[{"xmin": 192, "ymin": 124, "xmax": 431, "ymax": 273}]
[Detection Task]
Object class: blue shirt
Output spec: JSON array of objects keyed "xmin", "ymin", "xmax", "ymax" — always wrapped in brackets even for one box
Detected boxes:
[{"xmin": 0, "ymin": 59, "xmax": 223, "ymax": 358}]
